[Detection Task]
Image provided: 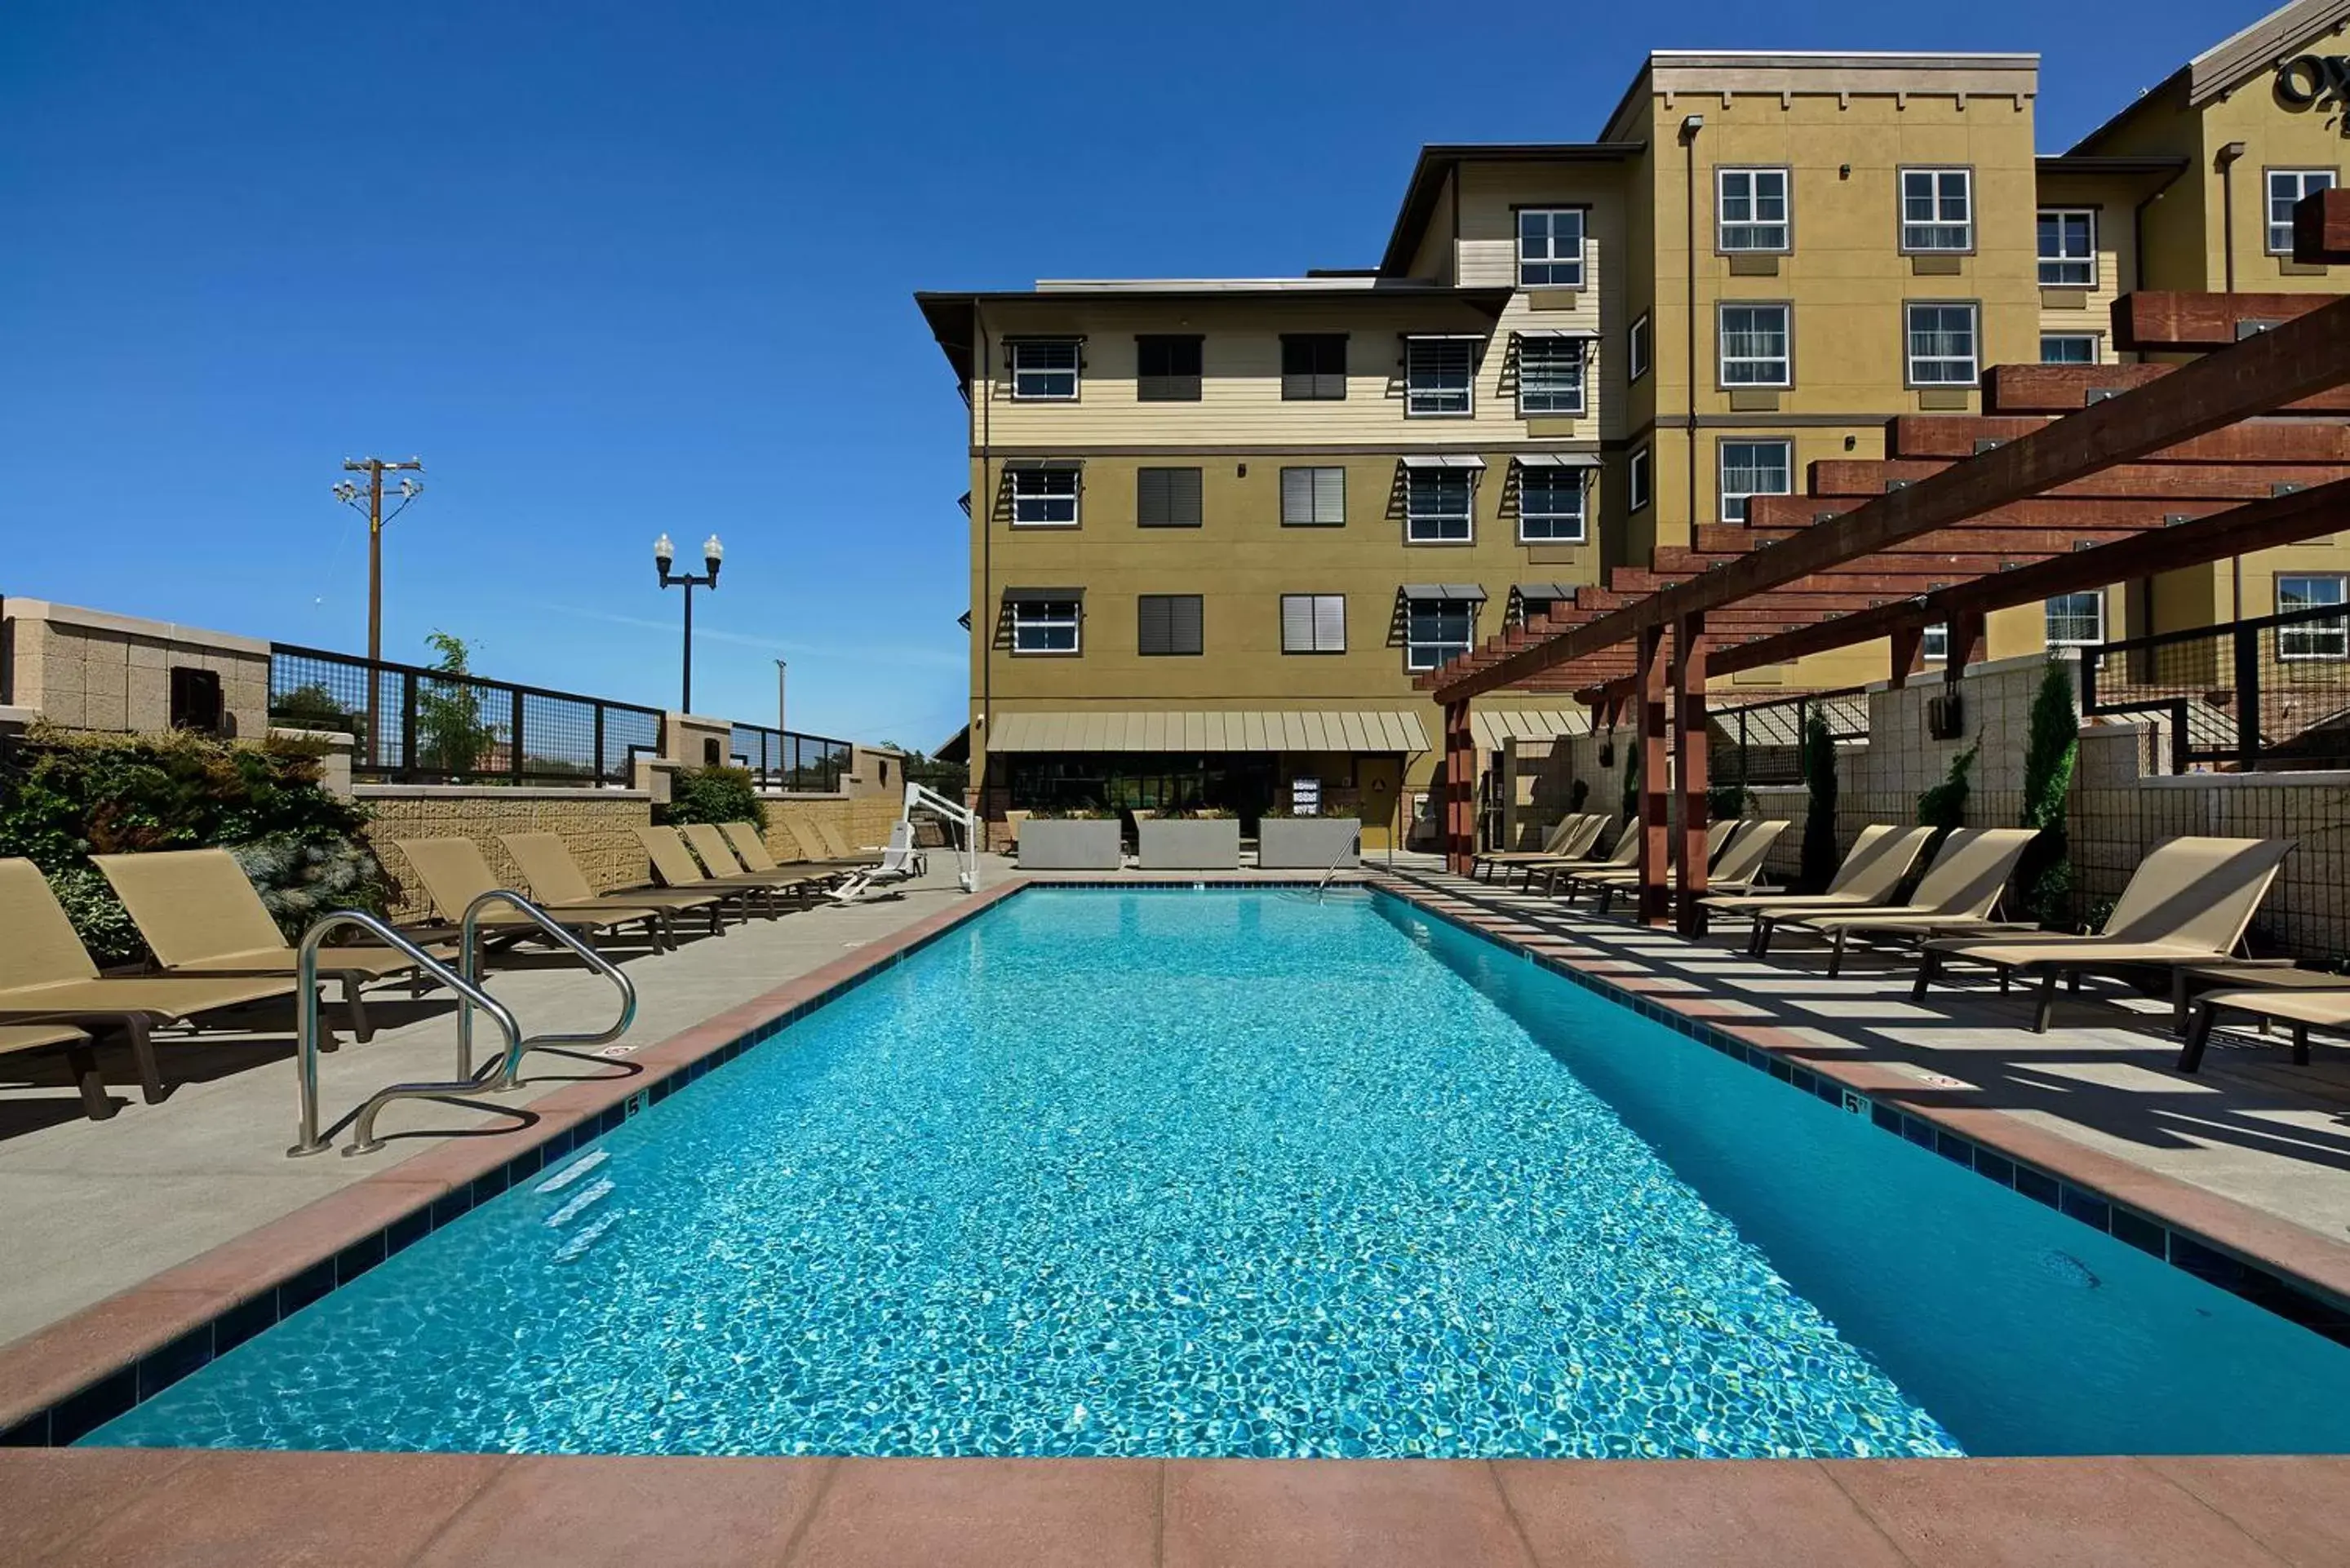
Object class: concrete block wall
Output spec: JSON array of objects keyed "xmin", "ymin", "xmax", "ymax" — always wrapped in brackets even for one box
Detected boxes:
[
  {"xmin": 357, "ymin": 787, "xmax": 654, "ymax": 923},
  {"xmin": 3, "ymin": 600, "xmax": 270, "ymax": 737}
]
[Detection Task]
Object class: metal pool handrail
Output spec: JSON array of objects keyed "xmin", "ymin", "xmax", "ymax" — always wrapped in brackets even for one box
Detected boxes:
[
  {"xmin": 1313, "ymin": 826, "xmax": 1363, "ymax": 901},
  {"xmin": 454, "ymin": 889, "xmax": 639, "ymax": 1084},
  {"xmin": 288, "ymin": 910, "xmax": 524, "ymax": 1158}
]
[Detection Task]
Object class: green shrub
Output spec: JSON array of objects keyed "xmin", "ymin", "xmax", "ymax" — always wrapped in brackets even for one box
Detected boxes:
[
  {"xmin": 1707, "ymin": 778, "xmax": 1755, "ymax": 822},
  {"xmin": 417, "ymin": 631, "xmax": 499, "ymax": 777},
  {"xmin": 1917, "ymin": 734, "xmax": 1980, "ymax": 835},
  {"xmin": 1620, "ymin": 747, "xmax": 1639, "ymax": 831},
  {"xmin": 2016, "ymin": 660, "xmax": 2080, "ymax": 925},
  {"xmin": 658, "ymin": 765, "xmax": 767, "ymax": 831},
  {"xmin": 1567, "ymin": 778, "xmax": 1590, "ymax": 813},
  {"xmin": 44, "ymin": 864, "xmax": 144, "ymax": 967},
  {"xmin": 230, "ymin": 831, "xmax": 391, "ymax": 934},
  {"xmin": 1799, "ymin": 708, "xmax": 1840, "ymax": 891}
]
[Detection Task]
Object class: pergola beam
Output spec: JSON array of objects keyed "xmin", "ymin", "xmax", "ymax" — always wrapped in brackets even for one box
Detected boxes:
[{"xmin": 1808, "ymin": 459, "xmax": 2350, "ymax": 499}]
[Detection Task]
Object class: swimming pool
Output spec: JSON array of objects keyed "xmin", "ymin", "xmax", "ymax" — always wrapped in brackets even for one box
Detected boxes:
[{"xmin": 86, "ymin": 887, "xmax": 2350, "ymax": 1458}]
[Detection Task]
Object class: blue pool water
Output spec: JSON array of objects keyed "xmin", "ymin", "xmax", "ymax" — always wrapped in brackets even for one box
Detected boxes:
[{"xmin": 88, "ymin": 888, "xmax": 2350, "ymax": 1458}]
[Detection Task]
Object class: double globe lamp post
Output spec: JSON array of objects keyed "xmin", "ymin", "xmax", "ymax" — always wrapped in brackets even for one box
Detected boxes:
[{"xmin": 653, "ymin": 532, "xmax": 724, "ymax": 713}]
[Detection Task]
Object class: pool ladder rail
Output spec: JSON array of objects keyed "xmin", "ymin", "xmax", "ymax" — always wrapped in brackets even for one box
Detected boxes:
[
  {"xmin": 287, "ymin": 890, "xmax": 638, "ymax": 1159},
  {"xmin": 1312, "ymin": 826, "xmax": 1364, "ymax": 901}
]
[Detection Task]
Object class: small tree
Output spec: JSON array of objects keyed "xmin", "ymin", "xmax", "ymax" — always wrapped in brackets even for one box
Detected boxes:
[
  {"xmin": 658, "ymin": 766, "xmax": 767, "ymax": 831},
  {"xmin": 1620, "ymin": 746, "xmax": 1639, "ymax": 831},
  {"xmin": 416, "ymin": 631, "xmax": 498, "ymax": 778},
  {"xmin": 1799, "ymin": 707, "xmax": 1840, "ymax": 890},
  {"xmin": 1917, "ymin": 733, "xmax": 1980, "ymax": 838},
  {"xmin": 2016, "ymin": 660, "xmax": 2080, "ymax": 925}
]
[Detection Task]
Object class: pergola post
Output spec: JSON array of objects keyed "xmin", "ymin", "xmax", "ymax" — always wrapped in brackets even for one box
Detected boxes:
[
  {"xmin": 1443, "ymin": 698, "xmax": 1475, "ymax": 875},
  {"xmin": 1673, "ymin": 612, "xmax": 1710, "ymax": 937},
  {"xmin": 1635, "ymin": 623, "xmax": 1670, "ymax": 926},
  {"xmin": 1888, "ymin": 622, "xmax": 1924, "ymax": 690},
  {"xmin": 1945, "ymin": 608, "xmax": 1986, "ymax": 680}
]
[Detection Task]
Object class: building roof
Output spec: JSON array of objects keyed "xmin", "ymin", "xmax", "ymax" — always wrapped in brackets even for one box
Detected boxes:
[
  {"xmin": 2189, "ymin": 0, "xmax": 2350, "ymax": 105},
  {"xmin": 1375, "ymin": 143, "xmax": 1647, "ymax": 277}
]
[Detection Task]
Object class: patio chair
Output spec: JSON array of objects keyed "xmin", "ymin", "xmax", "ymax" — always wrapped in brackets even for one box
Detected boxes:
[
  {"xmin": 1573, "ymin": 817, "xmax": 1741, "ymax": 915},
  {"xmin": 2179, "ymin": 981, "xmax": 2350, "ymax": 1074},
  {"xmin": 1471, "ymin": 814, "xmax": 1585, "ymax": 879},
  {"xmin": 0, "ymin": 857, "xmax": 302, "ymax": 1107},
  {"xmin": 1699, "ymin": 824, "xmax": 1936, "ymax": 950},
  {"xmin": 676, "ymin": 822, "xmax": 829, "ymax": 901},
  {"xmin": 1530, "ymin": 822, "xmax": 1639, "ymax": 897},
  {"xmin": 1502, "ymin": 814, "xmax": 1613, "ymax": 888},
  {"xmin": 1002, "ymin": 809, "xmax": 1032, "ymax": 855},
  {"xmin": 93, "ymin": 847, "xmax": 448, "ymax": 1043},
  {"xmin": 508, "ymin": 830, "xmax": 742, "ymax": 928},
  {"xmin": 1699, "ymin": 817, "xmax": 1789, "ymax": 897},
  {"xmin": 392, "ymin": 837, "xmax": 683, "ymax": 950},
  {"xmin": 1914, "ymin": 835, "xmax": 2296, "ymax": 1032},
  {"xmin": 720, "ymin": 820, "xmax": 861, "ymax": 879},
  {"xmin": 1, "ymin": 1021, "xmax": 116, "ymax": 1122},
  {"xmin": 1756, "ymin": 827, "xmax": 2039, "ymax": 974},
  {"xmin": 621, "ymin": 826, "xmax": 781, "ymax": 921},
  {"xmin": 782, "ymin": 808, "xmax": 885, "ymax": 866}
]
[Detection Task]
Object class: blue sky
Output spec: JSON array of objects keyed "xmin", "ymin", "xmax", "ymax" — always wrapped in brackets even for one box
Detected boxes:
[{"xmin": 0, "ymin": 0, "xmax": 2269, "ymax": 748}]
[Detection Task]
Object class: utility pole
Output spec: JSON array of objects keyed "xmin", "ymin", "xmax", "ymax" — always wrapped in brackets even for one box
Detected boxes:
[
  {"xmin": 775, "ymin": 659, "xmax": 787, "ymax": 733},
  {"xmin": 332, "ymin": 457, "xmax": 425, "ymax": 667}
]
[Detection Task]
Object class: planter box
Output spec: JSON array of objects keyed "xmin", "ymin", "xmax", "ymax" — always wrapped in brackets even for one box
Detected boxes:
[
  {"xmin": 1257, "ymin": 817, "xmax": 1361, "ymax": 870},
  {"xmin": 1137, "ymin": 817, "xmax": 1241, "ymax": 870},
  {"xmin": 1018, "ymin": 818, "xmax": 1124, "ymax": 870}
]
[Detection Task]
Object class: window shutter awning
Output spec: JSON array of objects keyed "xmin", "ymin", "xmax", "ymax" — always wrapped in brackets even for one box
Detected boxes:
[
  {"xmin": 1513, "ymin": 582, "xmax": 1578, "ymax": 602},
  {"xmin": 1511, "ymin": 453, "xmax": 1600, "ymax": 469},
  {"xmin": 1003, "ymin": 585, "xmax": 1084, "ymax": 604},
  {"xmin": 1399, "ymin": 583, "xmax": 1488, "ymax": 603},
  {"xmin": 1004, "ymin": 457, "xmax": 1084, "ymax": 472},
  {"xmin": 1399, "ymin": 454, "xmax": 1487, "ymax": 471},
  {"xmin": 1511, "ymin": 327, "xmax": 1601, "ymax": 341}
]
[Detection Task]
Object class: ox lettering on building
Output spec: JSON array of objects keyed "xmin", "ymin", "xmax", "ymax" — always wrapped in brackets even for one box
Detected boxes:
[{"xmin": 2277, "ymin": 53, "xmax": 2350, "ymax": 109}]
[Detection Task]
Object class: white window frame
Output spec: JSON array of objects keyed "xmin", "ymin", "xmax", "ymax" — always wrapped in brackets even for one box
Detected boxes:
[
  {"xmin": 1403, "ymin": 467, "xmax": 1475, "ymax": 543},
  {"xmin": 1718, "ymin": 439, "xmax": 1793, "ymax": 524},
  {"xmin": 1718, "ymin": 303, "xmax": 1792, "ymax": 388},
  {"xmin": 1900, "ymin": 167, "xmax": 1974, "ymax": 253},
  {"xmin": 2043, "ymin": 591, "xmax": 2105, "ymax": 649},
  {"xmin": 1279, "ymin": 466, "xmax": 1346, "ymax": 527},
  {"xmin": 1517, "ymin": 208, "xmax": 1585, "ymax": 289},
  {"xmin": 1629, "ymin": 314, "xmax": 1652, "ymax": 382},
  {"xmin": 1628, "ymin": 445, "xmax": 1651, "ymax": 512},
  {"xmin": 2037, "ymin": 208, "xmax": 2096, "ymax": 287},
  {"xmin": 1718, "ymin": 167, "xmax": 1790, "ymax": 252},
  {"xmin": 1905, "ymin": 302, "xmax": 1980, "ymax": 388},
  {"xmin": 1516, "ymin": 466, "xmax": 1588, "ymax": 543},
  {"xmin": 2278, "ymin": 574, "xmax": 2350, "ymax": 660},
  {"xmin": 1404, "ymin": 600, "xmax": 1476, "ymax": 672},
  {"xmin": 1007, "ymin": 466, "xmax": 1080, "ymax": 527},
  {"xmin": 1279, "ymin": 593, "xmax": 1347, "ymax": 654},
  {"xmin": 1009, "ymin": 598, "xmax": 1081, "ymax": 654},
  {"xmin": 1515, "ymin": 337, "xmax": 1586, "ymax": 416},
  {"xmin": 2268, "ymin": 169, "xmax": 2337, "ymax": 255},
  {"xmin": 1008, "ymin": 339, "xmax": 1080, "ymax": 401},
  {"xmin": 2040, "ymin": 333, "xmax": 2099, "ymax": 365},
  {"xmin": 1404, "ymin": 336, "xmax": 1476, "ymax": 418}
]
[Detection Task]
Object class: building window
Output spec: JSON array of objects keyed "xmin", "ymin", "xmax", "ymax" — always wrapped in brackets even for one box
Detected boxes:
[
  {"xmin": 1009, "ymin": 339, "xmax": 1080, "ymax": 401},
  {"xmin": 2044, "ymin": 591, "xmax": 2104, "ymax": 648},
  {"xmin": 1281, "ymin": 334, "xmax": 1347, "ymax": 400},
  {"xmin": 1517, "ymin": 208, "xmax": 1585, "ymax": 288},
  {"xmin": 1629, "ymin": 314, "xmax": 1652, "ymax": 381},
  {"xmin": 2040, "ymin": 334, "xmax": 2098, "ymax": 364},
  {"xmin": 1136, "ymin": 467, "xmax": 1203, "ymax": 528},
  {"xmin": 1009, "ymin": 467, "xmax": 1080, "ymax": 526},
  {"xmin": 1718, "ymin": 168, "xmax": 1790, "ymax": 251},
  {"xmin": 2268, "ymin": 169, "xmax": 2336, "ymax": 255},
  {"xmin": 2278, "ymin": 574, "xmax": 2349, "ymax": 659},
  {"xmin": 1900, "ymin": 167, "xmax": 1973, "ymax": 252},
  {"xmin": 1404, "ymin": 467, "xmax": 1474, "ymax": 543},
  {"xmin": 1404, "ymin": 337, "xmax": 1475, "ymax": 416},
  {"xmin": 1905, "ymin": 303, "xmax": 1980, "ymax": 387},
  {"xmin": 1516, "ymin": 337, "xmax": 1585, "ymax": 415},
  {"xmin": 1405, "ymin": 601, "xmax": 1476, "ymax": 671},
  {"xmin": 2037, "ymin": 209, "xmax": 2095, "ymax": 286},
  {"xmin": 1628, "ymin": 446, "xmax": 1651, "ymax": 512},
  {"xmin": 1718, "ymin": 303, "xmax": 1791, "ymax": 387},
  {"xmin": 1280, "ymin": 466, "xmax": 1346, "ymax": 526},
  {"xmin": 1135, "ymin": 335, "xmax": 1203, "ymax": 401},
  {"xmin": 1517, "ymin": 466, "xmax": 1586, "ymax": 543},
  {"xmin": 1718, "ymin": 439, "xmax": 1792, "ymax": 524},
  {"xmin": 1137, "ymin": 594, "xmax": 1203, "ymax": 656},
  {"xmin": 1009, "ymin": 598, "xmax": 1080, "ymax": 653},
  {"xmin": 1280, "ymin": 593, "xmax": 1346, "ymax": 653},
  {"xmin": 1922, "ymin": 622, "xmax": 1949, "ymax": 662}
]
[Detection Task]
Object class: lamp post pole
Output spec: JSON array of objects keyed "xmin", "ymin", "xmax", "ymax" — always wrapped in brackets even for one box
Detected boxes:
[{"xmin": 654, "ymin": 533, "xmax": 724, "ymax": 713}]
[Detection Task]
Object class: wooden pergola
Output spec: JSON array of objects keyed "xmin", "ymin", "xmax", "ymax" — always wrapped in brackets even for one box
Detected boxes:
[{"xmin": 1421, "ymin": 193, "xmax": 2350, "ymax": 933}]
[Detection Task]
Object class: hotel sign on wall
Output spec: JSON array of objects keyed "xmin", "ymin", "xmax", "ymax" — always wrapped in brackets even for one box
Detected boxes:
[{"xmin": 2276, "ymin": 53, "xmax": 2350, "ymax": 109}]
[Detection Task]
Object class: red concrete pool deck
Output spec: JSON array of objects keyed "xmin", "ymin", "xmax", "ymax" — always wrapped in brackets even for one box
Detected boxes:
[
  {"xmin": 3, "ymin": 1450, "xmax": 2347, "ymax": 1566},
  {"xmin": 3, "ymin": 870, "xmax": 2349, "ymax": 1561}
]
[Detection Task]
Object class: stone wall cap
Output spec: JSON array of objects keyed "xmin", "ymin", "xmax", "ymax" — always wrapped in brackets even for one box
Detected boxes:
[
  {"xmin": 2140, "ymin": 769, "xmax": 2350, "ymax": 790},
  {"xmin": 353, "ymin": 784, "xmax": 653, "ymax": 801},
  {"xmin": 3, "ymin": 599, "xmax": 272, "ymax": 658}
]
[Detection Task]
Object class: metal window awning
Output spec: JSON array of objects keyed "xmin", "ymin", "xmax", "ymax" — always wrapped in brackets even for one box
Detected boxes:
[
  {"xmin": 1003, "ymin": 457, "xmax": 1083, "ymax": 472},
  {"xmin": 1512, "ymin": 453, "xmax": 1601, "ymax": 468},
  {"xmin": 1512, "ymin": 327, "xmax": 1601, "ymax": 340},
  {"xmin": 1001, "ymin": 585, "xmax": 1083, "ymax": 604},
  {"xmin": 1399, "ymin": 583, "xmax": 1488, "ymax": 603},
  {"xmin": 1512, "ymin": 582, "xmax": 1579, "ymax": 602},
  {"xmin": 987, "ymin": 709, "xmax": 1430, "ymax": 754},
  {"xmin": 1471, "ymin": 708, "xmax": 1591, "ymax": 751},
  {"xmin": 1399, "ymin": 332, "xmax": 1486, "ymax": 341},
  {"xmin": 1399, "ymin": 454, "xmax": 1488, "ymax": 471}
]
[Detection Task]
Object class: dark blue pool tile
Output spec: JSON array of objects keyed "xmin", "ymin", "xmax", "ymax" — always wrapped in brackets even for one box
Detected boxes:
[
  {"xmin": 431, "ymin": 1186, "xmax": 477, "ymax": 1227},
  {"xmin": 334, "ymin": 1230, "xmax": 387, "ymax": 1287},
  {"xmin": 277, "ymin": 1259, "xmax": 335, "ymax": 1317},
  {"xmin": 506, "ymin": 1142, "xmax": 545, "ymax": 1179},
  {"xmin": 649, "ymin": 1077, "xmax": 676, "ymax": 1104},
  {"xmin": 137, "ymin": 1325, "xmax": 214, "ymax": 1400},
  {"xmin": 0, "ymin": 1411, "xmax": 48, "ymax": 1447},
  {"xmin": 1900, "ymin": 1117, "xmax": 1936, "ymax": 1150},
  {"xmin": 1789, "ymin": 1067, "xmax": 1818, "ymax": 1096},
  {"xmin": 2058, "ymin": 1188, "xmax": 2113, "ymax": 1231},
  {"xmin": 1766, "ymin": 1057, "xmax": 1794, "ymax": 1084},
  {"xmin": 211, "ymin": 1291, "xmax": 277, "ymax": 1355},
  {"xmin": 49, "ymin": 1369, "xmax": 135, "ymax": 1445},
  {"xmin": 1974, "ymin": 1149, "xmax": 2015, "ymax": 1188},
  {"xmin": 2013, "ymin": 1167, "xmax": 2061, "ymax": 1208},
  {"xmin": 472, "ymin": 1164, "xmax": 510, "ymax": 1202},
  {"xmin": 2168, "ymin": 1234, "xmax": 2251, "ymax": 1288},
  {"xmin": 2110, "ymin": 1208, "xmax": 2167, "ymax": 1257},
  {"xmin": 1934, "ymin": 1130, "xmax": 1975, "ymax": 1168},
  {"xmin": 384, "ymin": 1207, "xmax": 432, "ymax": 1258},
  {"xmin": 1870, "ymin": 1103, "xmax": 1902, "ymax": 1134}
]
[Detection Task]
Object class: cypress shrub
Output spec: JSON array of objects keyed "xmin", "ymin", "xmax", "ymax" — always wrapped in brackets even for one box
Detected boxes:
[
  {"xmin": 1799, "ymin": 708, "xmax": 1840, "ymax": 890},
  {"xmin": 2016, "ymin": 660, "xmax": 2080, "ymax": 925}
]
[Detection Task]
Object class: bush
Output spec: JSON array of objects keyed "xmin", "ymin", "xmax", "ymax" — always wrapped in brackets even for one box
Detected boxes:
[
  {"xmin": 417, "ymin": 631, "xmax": 499, "ymax": 777},
  {"xmin": 1799, "ymin": 708, "xmax": 1840, "ymax": 891},
  {"xmin": 1567, "ymin": 778, "xmax": 1590, "ymax": 813},
  {"xmin": 1707, "ymin": 778, "xmax": 1755, "ymax": 822},
  {"xmin": 2016, "ymin": 661, "xmax": 2080, "ymax": 925},
  {"xmin": 658, "ymin": 765, "xmax": 767, "ymax": 831},
  {"xmin": 1917, "ymin": 734, "xmax": 1980, "ymax": 836},
  {"xmin": 1620, "ymin": 747, "xmax": 1639, "ymax": 831},
  {"xmin": 231, "ymin": 831, "xmax": 392, "ymax": 935}
]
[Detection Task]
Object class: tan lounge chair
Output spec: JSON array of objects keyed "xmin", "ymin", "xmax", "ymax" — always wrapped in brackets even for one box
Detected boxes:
[
  {"xmin": 1699, "ymin": 818, "xmax": 1790, "ymax": 897},
  {"xmin": 720, "ymin": 820, "xmax": 860, "ymax": 879},
  {"xmin": 1001, "ymin": 809, "xmax": 1033, "ymax": 854},
  {"xmin": 1531, "ymin": 822, "xmax": 1640, "ymax": 897},
  {"xmin": 1472, "ymin": 814, "xmax": 1585, "ymax": 879},
  {"xmin": 1500, "ymin": 815, "xmax": 1616, "ymax": 888},
  {"xmin": 677, "ymin": 823, "xmax": 827, "ymax": 900},
  {"xmin": 393, "ymin": 837, "xmax": 683, "ymax": 950},
  {"xmin": 0, "ymin": 1021, "xmax": 118, "ymax": 1121},
  {"xmin": 1759, "ymin": 827, "xmax": 2039, "ymax": 974},
  {"xmin": 1574, "ymin": 818, "xmax": 1741, "ymax": 914},
  {"xmin": 778, "ymin": 806, "xmax": 885, "ymax": 866},
  {"xmin": 502, "ymin": 832, "xmax": 734, "ymax": 933},
  {"xmin": 94, "ymin": 848, "xmax": 446, "ymax": 1043},
  {"xmin": 2179, "ymin": 981, "xmax": 2350, "ymax": 1073},
  {"xmin": 0, "ymin": 857, "xmax": 302, "ymax": 1106},
  {"xmin": 1915, "ymin": 835, "xmax": 2295, "ymax": 1032},
  {"xmin": 1700, "ymin": 825, "xmax": 1936, "ymax": 950},
  {"xmin": 623, "ymin": 826, "xmax": 791, "ymax": 920}
]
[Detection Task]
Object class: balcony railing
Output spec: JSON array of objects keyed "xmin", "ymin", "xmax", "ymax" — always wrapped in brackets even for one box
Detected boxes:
[{"xmin": 2081, "ymin": 603, "xmax": 2350, "ymax": 773}]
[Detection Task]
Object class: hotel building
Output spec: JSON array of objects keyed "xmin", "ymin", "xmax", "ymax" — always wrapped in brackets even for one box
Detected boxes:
[{"xmin": 919, "ymin": 0, "xmax": 2350, "ymax": 845}]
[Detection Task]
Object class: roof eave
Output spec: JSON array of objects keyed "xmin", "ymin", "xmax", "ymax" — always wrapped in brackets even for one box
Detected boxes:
[{"xmin": 1376, "ymin": 142, "xmax": 1646, "ymax": 278}]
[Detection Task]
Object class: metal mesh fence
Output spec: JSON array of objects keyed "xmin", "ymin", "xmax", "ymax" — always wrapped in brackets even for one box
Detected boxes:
[
  {"xmin": 268, "ymin": 643, "xmax": 663, "ymax": 785},
  {"xmin": 2082, "ymin": 602, "xmax": 2350, "ymax": 772},
  {"xmin": 1712, "ymin": 688, "xmax": 1869, "ymax": 787},
  {"xmin": 730, "ymin": 723, "xmax": 853, "ymax": 793}
]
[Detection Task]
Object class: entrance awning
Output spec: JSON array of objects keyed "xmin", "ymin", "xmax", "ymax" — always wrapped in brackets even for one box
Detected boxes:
[
  {"xmin": 988, "ymin": 710, "xmax": 1430, "ymax": 754},
  {"xmin": 1471, "ymin": 708, "xmax": 1590, "ymax": 751}
]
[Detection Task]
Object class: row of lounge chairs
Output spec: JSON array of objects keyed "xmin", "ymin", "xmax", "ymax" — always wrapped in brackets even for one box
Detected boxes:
[{"xmin": 0, "ymin": 816, "xmax": 902, "ymax": 1122}]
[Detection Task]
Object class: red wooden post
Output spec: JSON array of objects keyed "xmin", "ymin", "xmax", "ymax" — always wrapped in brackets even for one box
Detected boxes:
[
  {"xmin": 1945, "ymin": 607, "xmax": 1986, "ymax": 679},
  {"xmin": 1635, "ymin": 623, "xmax": 1670, "ymax": 925},
  {"xmin": 1673, "ymin": 612, "xmax": 1710, "ymax": 937},
  {"xmin": 1888, "ymin": 622, "xmax": 1924, "ymax": 689},
  {"xmin": 1444, "ymin": 698, "xmax": 1475, "ymax": 875}
]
